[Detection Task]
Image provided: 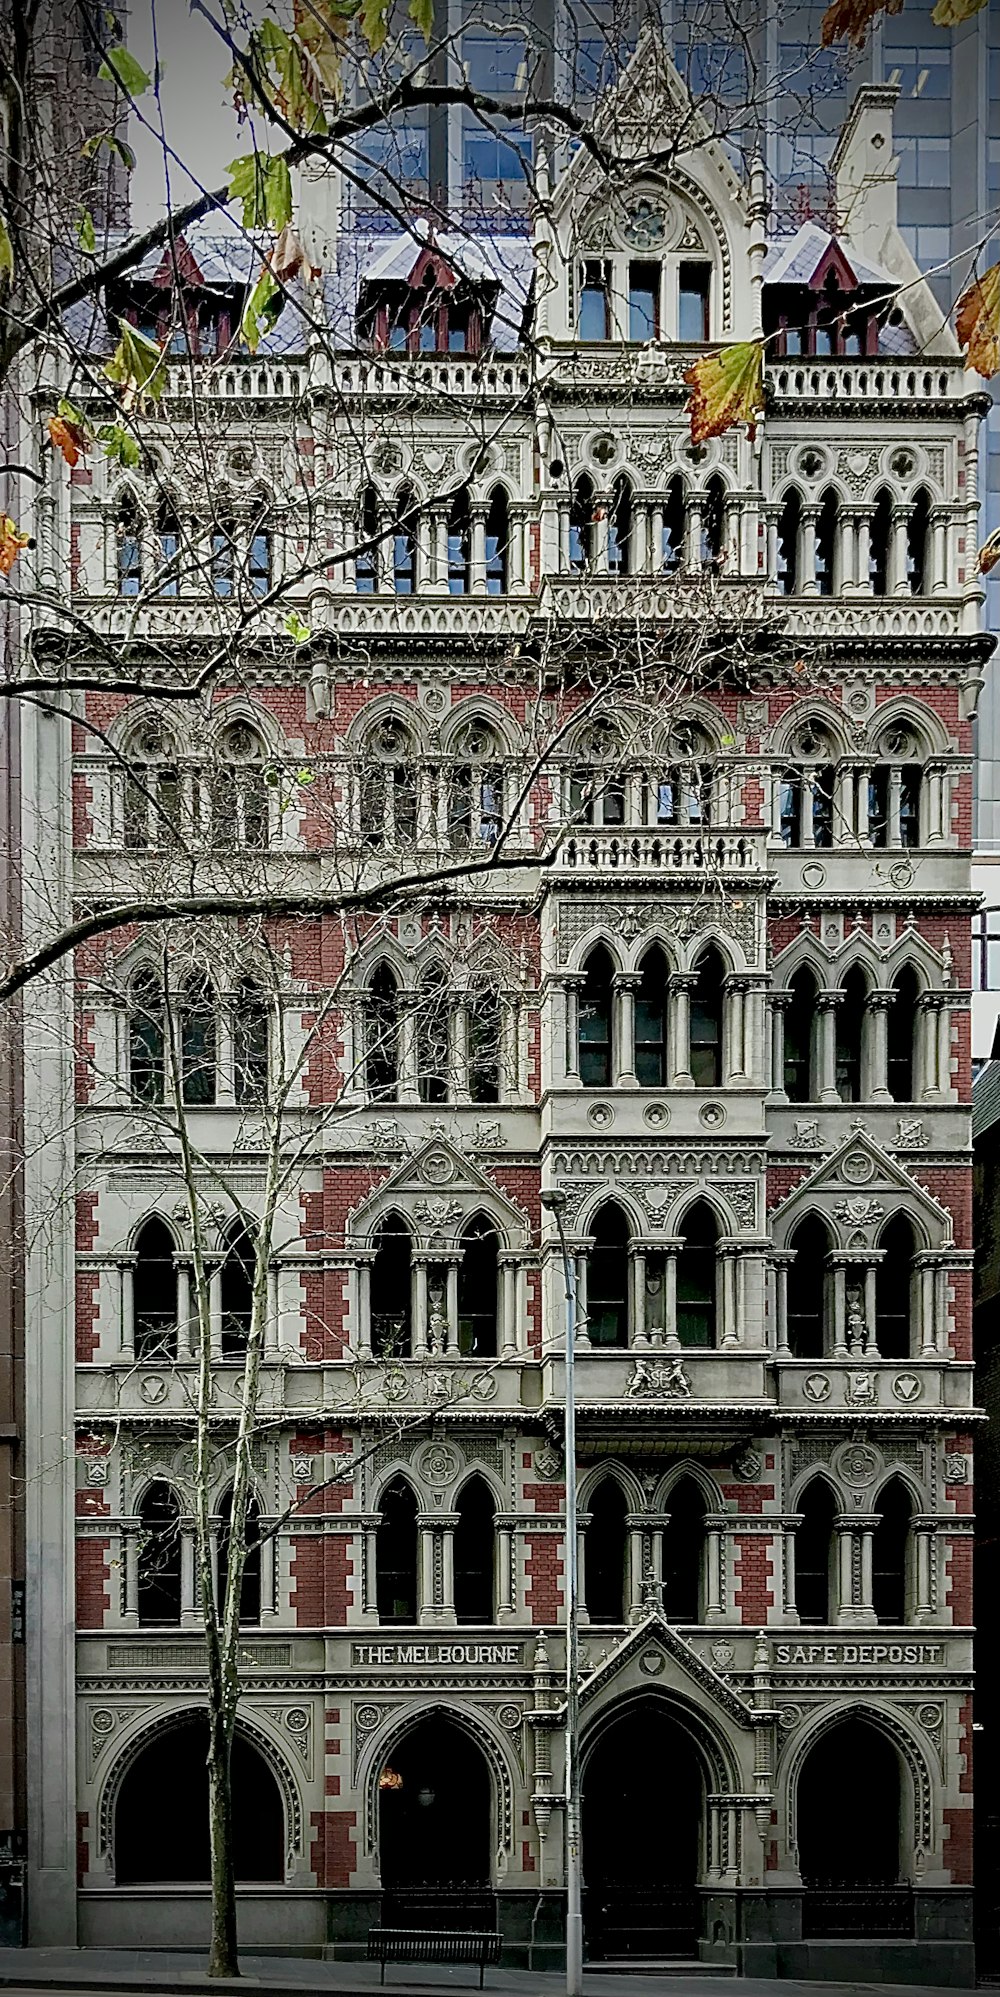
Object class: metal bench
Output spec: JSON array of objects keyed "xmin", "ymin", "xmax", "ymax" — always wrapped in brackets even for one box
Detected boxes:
[{"xmin": 367, "ymin": 1926, "xmax": 502, "ymax": 1986}]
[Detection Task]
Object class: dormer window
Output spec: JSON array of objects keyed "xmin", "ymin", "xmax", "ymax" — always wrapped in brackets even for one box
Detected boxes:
[{"xmin": 358, "ymin": 251, "xmax": 492, "ymax": 357}]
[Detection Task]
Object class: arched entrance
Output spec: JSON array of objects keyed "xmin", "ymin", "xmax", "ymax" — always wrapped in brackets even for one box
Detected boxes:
[
  {"xmin": 378, "ymin": 1714, "xmax": 494, "ymax": 1929},
  {"xmin": 798, "ymin": 1716, "xmax": 911, "ymax": 1939},
  {"xmin": 115, "ymin": 1714, "xmax": 284, "ymax": 1883},
  {"xmin": 582, "ymin": 1702, "xmax": 703, "ymax": 1960}
]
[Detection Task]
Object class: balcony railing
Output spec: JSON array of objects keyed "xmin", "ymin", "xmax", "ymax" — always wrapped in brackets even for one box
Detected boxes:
[{"xmin": 556, "ymin": 829, "xmax": 767, "ymax": 876}]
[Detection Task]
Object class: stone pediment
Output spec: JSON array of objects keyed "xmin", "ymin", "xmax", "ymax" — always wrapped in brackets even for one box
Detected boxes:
[
  {"xmin": 576, "ymin": 1611, "xmax": 755, "ymax": 1730},
  {"xmin": 550, "ymin": 26, "xmax": 748, "ymax": 226},
  {"xmin": 347, "ymin": 1135, "xmax": 531, "ymax": 1249},
  {"xmin": 771, "ymin": 1123, "xmax": 951, "ymax": 1250}
]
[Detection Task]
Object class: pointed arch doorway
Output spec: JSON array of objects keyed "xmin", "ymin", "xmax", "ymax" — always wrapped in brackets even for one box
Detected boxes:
[
  {"xmin": 582, "ymin": 1700, "xmax": 703, "ymax": 1960},
  {"xmin": 378, "ymin": 1712, "xmax": 494, "ymax": 1930}
]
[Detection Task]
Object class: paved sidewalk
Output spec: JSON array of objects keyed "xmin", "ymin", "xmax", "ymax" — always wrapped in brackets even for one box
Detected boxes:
[{"xmin": 0, "ymin": 1951, "xmax": 977, "ymax": 1997}]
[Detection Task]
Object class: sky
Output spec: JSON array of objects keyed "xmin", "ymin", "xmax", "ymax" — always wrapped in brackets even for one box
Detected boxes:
[{"xmin": 128, "ymin": 1, "xmax": 243, "ymax": 230}]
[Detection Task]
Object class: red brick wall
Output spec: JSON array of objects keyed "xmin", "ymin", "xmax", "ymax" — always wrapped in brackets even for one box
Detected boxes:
[
  {"xmin": 731, "ymin": 1535, "xmax": 774, "ymax": 1623},
  {"xmin": 943, "ymin": 1698, "xmax": 974, "ymax": 1883},
  {"xmin": 310, "ymin": 1808, "xmax": 357, "ymax": 1887},
  {"xmin": 525, "ymin": 1534, "xmax": 563, "ymax": 1622},
  {"xmin": 75, "ymin": 1537, "xmax": 110, "ymax": 1628}
]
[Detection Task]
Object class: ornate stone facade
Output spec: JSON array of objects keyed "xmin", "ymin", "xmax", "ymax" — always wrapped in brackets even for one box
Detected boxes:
[{"xmin": 18, "ymin": 40, "xmax": 983, "ymax": 1983}]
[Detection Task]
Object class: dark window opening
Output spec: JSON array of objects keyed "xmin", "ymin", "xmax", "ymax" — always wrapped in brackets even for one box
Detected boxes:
[
  {"xmin": 217, "ymin": 1488, "xmax": 262, "ymax": 1626},
  {"xmin": 417, "ymin": 967, "xmax": 449, "ymax": 1104},
  {"xmin": 787, "ymin": 1216, "xmax": 828, "ymax": 1358},
  {"xmin": 796, "ymin": 1480, "xmax": 836, "ymax": 1624},
  {"xmin": 663, "ymin": 475, "xmax": 687, "ymax": 573},
  {"xmin": 134, "ymin": 1217, "xmax": 177, "ymax": 1362},
  {"xmin": 870, "ymin": 488, "xmax": 892, "ymax": 596},
  {"xmin": 662, "ymin": 1476, "xmax": 705, "ymax": 1620},
  {"xmin": 690, "ymin": 948, "xmax": 724, "ymax": 1088},
  {"xmin": 579, "ymin": 945, "xmax": 614, "ymax": 1086},
  {"xmin": 129, "ymin": 973, "xmax": 164, "ymax": 1103},
  {"xmin": 872, "ymin": 1479, "xmax": 911, "ymax": 1624},
  {"xmin": 608, "ymin": 475, "xmax": 633, "ymax": 575},
  {"xmin": 220, "ymin": 1225, "xmax": 255, "ymax": 1356},
  {"xmin": 584, "ymin": 1478, "xmax": 627, "ymax": 1623},
  {"xmin": 887, "ymin": 967, "xmax": 919, "ymax": 1103},
  {"xmin": 876, "ymin": 1214, "xmax": 914, "ymax": 1360},
  {"xmin": 116, "ymin": 1720, "xmax": 283, "ymax": 1883},
  {"xmin": 454, "ymin": 1477, "xmax": 495, "ymax": 1623},
  {"xmin": 458, "ymin": 1218, "xmax": 498, "ymax": 1358},
  {"xmin": 376, "ymin": 1478, "xmax": 418, "ymax": 1623},
  {"xmin": 367, "ymin": 966, "xmax": 400, "ymax": 1101},
  {"xmin": 137, "ymin": 1482, "xmax": 181, "ymax": 1627},
  {"xmin": 628, "ymin": 260, "xmax": 660, "ymax": 341},
  {"xmin": 777, "ymin": 489, "xmax": 801, "ymax": 594},
  {"xmin": 485, "ymin": 487, "xmax": 509, "ymax": 595},
  {"xmin": 588, "ymin": 1203, "xmax": 629, "ymax": 1348},
  {"xmin": 835, "ymin": 968, "xmax": 867, "ymax": 1103},
  {"xmin": 234, "ymin": 982, "xmax": 269, "ymax": 1103},
  {"xmin": 579, "ymin": 259, "xmax": 610, "ymax": 340},
  {"xmin": 569, "ymin": 474, "xmax": 596, "ymax": 571},
  {"xmin": 180, "ymin": 974, "xmax": 216, "ymax": 1106},
  {"xmin": 784, "ymin": 969, "xmax": 818, "ymax": 1102},
  {"xmin": 356, "ymin": 486, "xmax": 380, "ymax": 593},
  {"xmin": 676, "ymin": 1201, "xmax": 717, "ymax": 1348},
  {"xmin": 371, "ymin": 1215, "xmax": 412, "ymax": 1359},
  {"xmin": 635, "ymin": 946, "xmax": 669, "ymax": 1087},
  {"xmin": 815, "ymin": 489, "xmax": 838, "ymax": 595}
]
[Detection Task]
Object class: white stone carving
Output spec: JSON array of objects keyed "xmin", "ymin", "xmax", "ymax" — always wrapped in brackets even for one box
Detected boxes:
[
  {"xmin": 793, "ymin": 1120, "xmax": 823, "ymax": 1148},
  {"xmin": 847, "ymin": 1369, "xmax": 878, "ymax": 1405},
  {"xmin": 944, "ymin": 1453, "xmax": 970, "ymax": 1485},
  {"xmin": 893, "ymin": 1373, "xmax": 923, "ymax": 1404},
  {"xmin": 803, "ymin": 1374, "xmax": 831, "ymax": 1403},
  {"xmin": 472, "ymin": 1120, "xmax": 506, "ymax": 1149},
  {"xmin": 895, "ymin": 1118, "xmax": 930, "ymax": 1148},
  {"xmin": 625, "ymin": 1357, "xmax": 691, "ymax": 1399},
  {"xmin": 833, "ymin": 1198, "xmax": 886, "ymax": 1227},
  {"xmin": 291, "ymin": 1456, "xmax": 313, "ymax": 1483}
]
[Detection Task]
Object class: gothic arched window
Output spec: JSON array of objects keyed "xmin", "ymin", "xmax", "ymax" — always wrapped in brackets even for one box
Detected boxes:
[
  {"xmin": 569, "ymin": 474, "xmax": 595, "ymax": 572},
  {"xmin": 180, "ymin": 973, "xmax": 216, "ymax": 1106},
  {"xmin": 447, "ymin": 489, "xmax": 471, "ymax": 594},
  {"xmin": 370, "ymin": 1214, "xmax": 412, "ymax": 1358},
  {"xmin": 217, "ymin": 1488, "xmax": 263, "ymax": 1626},
  {"xmin": 356, "ymin": 485, "xmax": 380, "ymax": 593},
  {"xmin": 662, "ymin": 1476, "xmax": 705, "ymax": 1621},
  {"xmin": 220, "ymin": 1222, "xmax": 255, "ymax": 1356},
  {"xmin": 635, "ymin": 945, "xmax": 669, "ymax": 1086},
  {"xmin": 835, "ymin": 965, "xmax": 867, "ymax": 1102},
  {"xmin": 458, "ymin": 1217, "xmax": 498, "ymax": 1357},
  {"xmin": 907, "ymin": 488, "xmax": 930, "ymax": 594},
  {"xmin": 689, "ymin": 947, "xmax": 724, "ymax": 1088},
  {"xmin": 676, "ymin": 1202, "xmax": 717, "ymax": 1347},
  {"xmin": 468, "ymin": 985, "xmax": 502, "ymax": 1104},
  {"xmin": 869, "ymin": 487, "xmax": 892, "ymax": 596},
  {"xmin": 376, "ymin": 1478, "xmax": 418, "ymax": 1623},
  {"xmin": 786, "ymin": 1215, "xmax": 829, "ymax": 1358},
  {"xmin": 701, "ymin": 475, "xmax": 726, "ymax": 567},
  {"xmin": 796, "ymin": 1479, "xmax": 836, "ymax": 1624},
  {"xmin": 117, "ymin": 496, "xmax": 142, "ymax": 596},
  {"xmin": 876, "ymin": 1213, "xmax": 916, "ymax": 1360},
  {"xmin": 392, "ymin": 488, "xmax": 418, "ymax": 594},
  {"xmin": 784, "ymin": 968, "xmax": 818, "ymax": 1101},
  {"xmin": 776, "ymin": 489, "xmax": 801, "ymax": 594},
  {"xmin": 485, "ymin": 487, "xmax": 509, "ymax": 595},
  {"xmin": 887, "ymin": 967, "xmax": 920, "ymax": 1103},
  {"xmin": 585, "ymin": 1477, "xmax": 627, "ymax": 1623},
  {"xmin": 417, "ymin": 964, "xmax": 450, "ymax": 1104},
  {"xmin": 137, "ymin": 1482, "xmax": 182, "ymax": 1626},
  {"xmin": 366, "ymin": 965, "xmax": 399, "ymax": 1101},
  {"xmin": 156, "ymin": 500, "xmax": 181, "ymax": 597},
  {"xmin": 454, "ymin": 1476, "xmax": 495, "ymax": 1623},
  {"xmin": 134, "ymin": 1217, "xmax": 177, "ymax": 1361},
  {"xmin": 129, "ymin": 971, "xmax": 165, "ymax": 1103},
  {"xmin": 814, "ymin": 488, "xmax": 838, "ymax": 595},
  {"xmin": 211, "ymin": 722, "xmax": 269, "ymax": 850},
  {"xmin": 578, "ymin": 945, "xmax": 614, "ymax": 1086},
  {"xmin": 588, "ymin": 1203, "xmax": 629, "ymax": 1347},
  {"xmin": 872, "ymin": 1478, "xmax": 912, "ymax": 1624},
  {"xmin": 233, "ymin": 981, "xmax": 269, "ymax": 1102},
  {"xmin": 662, "ymin": 475, "xmax": 686, "ymax": 573}
]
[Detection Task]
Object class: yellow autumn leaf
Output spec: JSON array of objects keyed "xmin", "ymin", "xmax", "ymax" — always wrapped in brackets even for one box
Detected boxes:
[
  {"xmin": 956, "ymin": 262, "xmax": 1000, "ymax": 379},
  {"xmin": 978, "ymin": 526, "xmax": 1000, "ymax": 577},
  {"xmin": 931, "ymin": 0, "xmax": 987, "ymax": 23},
  {"xmin": 820, "ymin": 0, "xmax": 901, "ymax": 47},
  {"xmin": 0, "ymin": 516, "xmax": 30, "ymax": 576},
  {"xmin": 683, "ymin": 340, "xmax": 765, "ymax": 446}
]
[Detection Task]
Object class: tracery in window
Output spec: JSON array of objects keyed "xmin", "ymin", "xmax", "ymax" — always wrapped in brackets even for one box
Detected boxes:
[
  {"xmin": 449, "ymin": 723, "xmax": 504, "ymax": 847},
  {"xmin": 123, "ymin": 723, "xmax": 183, "ymax": 850},
  {"xmin": 211, "ymin": 723, "xmax": 269, "ymax": 849},
  {"xmin": 360, "ymin": 718, "xmax": 418, "ymax": 847}
]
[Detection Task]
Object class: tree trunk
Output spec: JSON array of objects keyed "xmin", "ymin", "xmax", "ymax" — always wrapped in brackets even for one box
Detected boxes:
[{"xmin": 207, "ymin": 1704, "xmax": 239, "ymax": 1978}]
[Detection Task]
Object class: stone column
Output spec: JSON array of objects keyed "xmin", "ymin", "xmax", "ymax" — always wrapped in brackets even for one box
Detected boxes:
[
  {"xmin": 890, "ymin": 504, "xmax": 913, "ymax": 595},
  {"xmin": 208, "ymin": 1259, "xmax": 223, "ymax": 1361},
  {"xmin": 614, "ymin": 973, "xmax": 640, "ymax": 1086},
  {"xmin": 626, "ymin": 1517, "xmax": 646, "ymax": 1622},
  {"xmin": 799, "ymin": 506, "xmax": 819, "ymax": 594},
  {"xmin": 914, "ymin": 1520, "xmax": 936, "ymax": 1624},
  {"xmin": 768, "ymin": 991, "xmax": 792, "ymax": 1100},
  {"xmin": 866, "ymin": 988, "xmax": 895, "ymax": 1102},
  {"xmin": 362, "ymin": 1524, "xmax": 379, "ymax": 1622},
  {"xmin": 123, "ymin": 1529, "xmax": 139, "ymax": 1625},
  {"xmin": 471, "ymin": 506, "xmax": 488, "ymax": 594},
  {"xmin": 496, "ymin": 1519, "xmax": 516, "ymax": 1623},
  {"xmin": 783, "ymin": 1516, "xmax": 801, "ymax": 1623},
  {"xmin": 118, "ymin": 1259, "xmax": 135, "ymax": 1363},
  {"xmin": 669, "ymin": 973, "xmax": 696, "ymax": 1087},
  {"xmin": 576, "ymin": 1516, "xmax": 590, "ymax": 1626},
  {"xmin": 772, "ymin": 1252, "xmax": 793, "ymax": 1354},
  {"xmin": 816, "ymin": 991, "xmax": 843, "ymax": 1103},
  {"xmin": 180, "ymin": 1526, "xmax": 199, "ymax": 1627},
  {"xmin": 764, "ymin": 503, "xmax": 779, "ymax": 587},
  {"xmin": 723, "ymin": 977, "xmax": 747, "ymax": 1083},
  {"xmin": 718, "ymin": 1244, "xmax": 741, "ymax": 1348},
  {"xmin": 498, "ymin": 1254, "xmax": 520, "ymax": 1358},
  {"xmin": 412, "ymin": 1257, "xmax": 429, "ymax": 1359},
  {"xmin": 662, "ymin": 1247, "xmax": 680, "ymax": 1351},
  {"xmin": 834, "ymin": 1519, "xmax": 855, "ymax": 1625},
  {"xmin": 929, "ymin": 506, "xmax": 949, "ymax": 594},
  {"xmin": 439, "ymin": 1512, "xmax": 458, "ymax": 1621},
  {"xmin": 418, "ymin": 1516, "xmax": 438, "ymax": 1625},
  {"xmin": 704, "ymin": 1515, "xmax": 727, "ymax": 1623},
  {"xmin": 629, "ymin": 1246, "xmax": 647, "ymax": 1348},
  {"xmin": 855, "ymin": 511, "xmax": 872, "ymax": 593},
  {"xmin": 563, "ymin": 974, "xmax": 585, "ymax": 1084}
]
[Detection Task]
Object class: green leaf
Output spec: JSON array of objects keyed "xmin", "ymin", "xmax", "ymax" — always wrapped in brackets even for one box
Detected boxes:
[
  {"xmin": 105, "ymin": 321, "xmax": 167, "ymax": 403},
  {"xmin": 78, "ymin": 208, "xmax": 97, "ymax": 255},
  {"xmin": 81, "ymin": 128, "xmax": 137, "ymax": 170},
  {"xmin": 359, "ymin": 0, "xmax": 389, "ymax": 52},
  {"xmin": 97, "ymin": 47, "xmax": 152, "ymax": 95},
  {"xmin": 407, "ymin": 0, "xmax": 434, "ymax": 40},
  {"xmin": 58, "ymin": 398, "xmax": 88, "ymax": 426},
  {"xmin": 284, "ymin": 612, "xmax": 312, "ymax": 645},
  {"xmin": 241, "ymin": 267, "xmax": 282, "ymax": 353},
  {"xmin": 227, "ymin": 152, "xmax": 292, "ymax": 230},
  {"xmin": 97, "ymin": 423, "xmax": 141, "ymax": 469},
  {"xmin": 0, "ymin": 217, "xmax": 12, "ymax": 285},
  {"xmin": 296, "ymin": 766, "xmax": 316, "ymax": 784}
]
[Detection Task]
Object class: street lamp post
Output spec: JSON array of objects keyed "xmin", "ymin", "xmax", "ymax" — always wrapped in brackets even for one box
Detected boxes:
[{"xmin": 540, "ymin": 1187, "xmax": 583, "ymax": 1997}]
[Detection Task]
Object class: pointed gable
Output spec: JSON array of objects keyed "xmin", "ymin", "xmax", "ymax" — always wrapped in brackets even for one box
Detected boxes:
[
  {"xmin": 771, "ymin": 1125, "xmax": 952, "ymax": 1251},
  {"xmin": 347, "ymin": 1135, "xmax": 531, "ymax": 1248}
]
